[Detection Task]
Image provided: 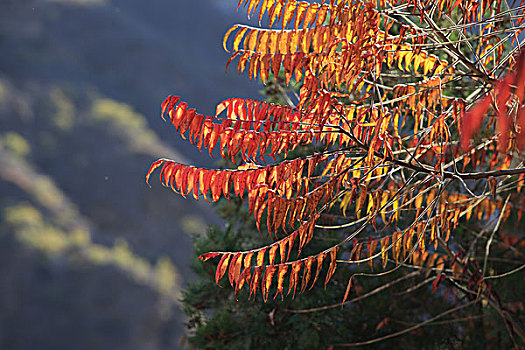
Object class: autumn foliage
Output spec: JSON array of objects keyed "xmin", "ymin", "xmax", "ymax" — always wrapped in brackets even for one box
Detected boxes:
[{"xmin": 148, "ymin": 0, "xmax": 525, "ymax": 345}]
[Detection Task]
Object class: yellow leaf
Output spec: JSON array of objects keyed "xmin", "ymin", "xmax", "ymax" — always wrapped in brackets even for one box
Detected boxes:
[
  {"xmin": 223, "ymin": 25, "xmax": 239, "ymax": 52},
  {"xmin": 392, "ymin": 198, "xmax": 399, "ymax": 221},
  {"xmin": 366, "ymin": 193, "xmax": 374, "ymax": 216},
  {"xmin": 281, "ymin": 1, "xmax": 296, "ymax": 29},
  {"xmin": 269, "ymin": 1, "xmax": 283, "ymax": 28},
  {"xmin": 380, "ymin": 236, "xmax": 390, "ymax": 269},
  {"xmin": 233, "ymin": 27, "xmax": 249, "ymax": 52},
  {"xmin": 247, "ymin": 0, "xmax": 261, "ymax": 19},
  {"xmin": 380, "ymin": 191, "xmax": 389, "ymax": 222},
  {"xmin": 340, "ymin": 191, "xmax": 353, "ymax": 217},
  {"xmin": 247, "ymin": 30, "xmax": 259, "ymax": 52}
]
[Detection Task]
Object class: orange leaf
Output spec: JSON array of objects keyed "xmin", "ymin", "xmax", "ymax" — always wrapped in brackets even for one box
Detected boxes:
[
  {"xmin": 268, "ymin": 0, "xmax": 283, "ymax": 28},
  {"xmin": 258, "ymin": 0, "xmax": 270, "ymax": 24},
  {"xmin": 235, "ymin": 267, "xmax": 252, "ymax": 297},
  {"xmin": 287, "ymin": 261, "xmax": 303, "ymax": 298},
  {"xmin": 262, "ymin": 266, "xmax": 277, "ymax": 302},
  {"xmin": 315, "ymin": 4, "xmax": 329, "ymax": 27},
  {"xmin": 393, "ymin": 231, "xmax": 403, "ymax": 263},
  {"xmin": 375, "ymin": 317, "xmax": 390, "ymax": 331},
  {"xmin": 215, "ymin": 253, "xmax": 232, "ymax": 284},
  {"xmin": 274, "ymin": 264, "xmax": 289, "ymax": 300},
  {"xmin": 303, "ymin": 2, "xmax": 318, "ymax": 29},
  {"xmin": 247, "ymin": 0, "xmax": 261, "ymax": 19},
  {"xmin": 250, "ymin": 266, "xmax": 264, "ymax": 299},
  {"xmin": 223, "ymin": 25, "xmax": 239, "ymax": 52},
  {"xmin": 256, "ymin": 248, "xmax": 266, "ymax": 266},
  {"xmin": 310, "ymin": 253, "xmax": 326, "ymax": 290},
  {"xmin": 300, "ymin": 256, "xmax": 314, "ymax": 293},
  {"xmin": 278, "ymin": 239, "xmax": 287, "ymax": 264},
  {"xmin": 294, "ymin": 2, "xmax": 308, "ymax": 30},
  {"xmin": 281, "ymin": 1, "xmax": 296, "ymax": 29},
  {"xmin": 268, "ymin": 244, "xmax": 278, "ymax": 265},
  {"xmin": 228, "ymin": 252, "xmax": 243, "ymax": 287},
  {"xmin": 380, "ymin": 236, "xmax": 390, "ymax": 269},
  {"xmin": 244, "ymin": 251, "xmax": 254, "ymax": 269},
  {"xmin": 368, "ymin": 239, "xmax": 378, "ymax": 270},
  {"xmin": 268, "ymin": 31, "xmax": 279, "ymax": 54},
  {"xmin": 287, "ymin": 231, "xmax": 298, "ymax": 261},
  {"xmin": 257, "ymin": 30, "xmax": 270, "ymax": 54},
  {"xmin": 341, "ymin": 275, "xmax": 354, "ymax": 307},
  {"xmin": 324, "ymin": 247, "xmax": 339, "ymax": 286}
]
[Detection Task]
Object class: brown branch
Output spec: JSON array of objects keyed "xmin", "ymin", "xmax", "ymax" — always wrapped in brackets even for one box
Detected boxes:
[
  {"xmin": 343, "ymin": 123, "xmax": 525, "ymax": 180},
  {"xmin": 284, "ymin": 271, "xmax": 421, "ymax": 313},
  {"xmin": 416, "ymin": 1, "xmax": 496, "ymax": 85},
  {"xmin": 333, "ymin": 300, "xmax": 478, "ymax": 347},
  {"xmin": 454, "ymin": 167, "xmax": 525, "ymax": 180}
]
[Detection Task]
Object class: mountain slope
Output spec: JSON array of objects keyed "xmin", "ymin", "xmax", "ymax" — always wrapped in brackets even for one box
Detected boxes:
[{"xmin": 0, "ymin": 0, "xmax": 259, "ymax": 348}]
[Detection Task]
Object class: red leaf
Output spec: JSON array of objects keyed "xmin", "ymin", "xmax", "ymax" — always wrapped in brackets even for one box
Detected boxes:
[
  {"xmin": 272, "ymin": 53, "xmax": 282, "ymax": 78},
  {"xmin": 145, "ymin": 159, "xmax": 165, "ymax": 186},
  {"xmin": 516, "ymin": 105, "xmax": 525, "ymax": 151},
  {"xmin": 192, "ymin": 168, "xmax": 201, "ymax": 200},
  {"xmin": 432, "ymin": 273, "xmax": 446, "ymax": 293},
  {"xmin": 496, "ymin": 72, "xmax": 516, "ymax": 152},
  {"xmin": 171, "ymin": 102, "xmax": 187, "ymax": 129},
  {"xmin": 198, "ymin": 252, "xmax": 221, "ymax": 261},
  {"xmin": 222, "ymin": 171, "xmax": 233, "ymax": 199},
  {"xmin": 161, "ymin": 95, "xmax": 179, "ymax": 121},
  {"xmin": 460, "ymin": 94, "xmax": 492, "ymax": 151},
  {"xmin": 514, "ymin": 50, "xmax": 525, "ymax": 103}
]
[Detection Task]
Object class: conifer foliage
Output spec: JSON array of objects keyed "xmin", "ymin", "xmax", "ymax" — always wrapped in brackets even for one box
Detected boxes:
[{"xmin": 148, "ymin": 0, "xmax": 525, "ymax": 345}]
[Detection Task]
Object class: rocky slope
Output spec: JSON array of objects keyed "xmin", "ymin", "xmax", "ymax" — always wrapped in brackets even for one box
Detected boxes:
[{"xmin": 0, "ymin": 0, "xmax": 258, "ymax": 348}]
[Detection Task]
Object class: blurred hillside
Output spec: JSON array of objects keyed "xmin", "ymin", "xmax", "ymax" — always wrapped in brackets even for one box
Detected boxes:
[{"xmin": 0, "ymin": 0, "xmax": 258, "ymax": 349}]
